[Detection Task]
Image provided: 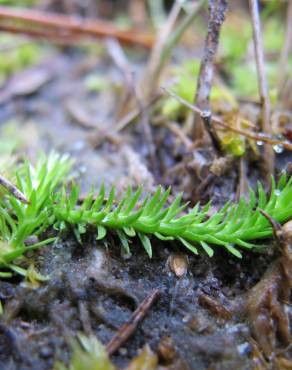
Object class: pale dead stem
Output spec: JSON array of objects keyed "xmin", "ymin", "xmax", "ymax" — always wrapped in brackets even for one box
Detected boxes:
[
  {"xmin": 249, "ymin": 0, "xmax": 275, "ymax": 182},
  {"xmin": 106, "ymin": 38, "xmax": 156, "ymax": 165},
  {"xmin": 142, "ymin": 0, "xmax": 183, "ymax": 100},
  {"xmin": 129, "ymin": 0, "xmax": 147, "ymax": 29},
  {"xmin": 142, "ymin": 0, "xmax": 204, "ymax": 100},
  {"xmin": 277, "ymin": 0, "xmax": 292, "ymax": 95},
  {"xmin": 192, "ymin": 0, "xmax": 228, "ymax": 143}
]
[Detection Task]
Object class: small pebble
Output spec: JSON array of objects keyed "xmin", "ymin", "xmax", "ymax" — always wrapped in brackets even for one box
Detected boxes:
[{"xmin": 168, "ymin": 253, "xmax": 188, "ymax": 277}]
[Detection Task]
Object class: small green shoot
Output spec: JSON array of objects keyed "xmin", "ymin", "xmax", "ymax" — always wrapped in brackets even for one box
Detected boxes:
[{"xmin": 54, "ymin": 333, "xmax": 115, "ymax": 370}]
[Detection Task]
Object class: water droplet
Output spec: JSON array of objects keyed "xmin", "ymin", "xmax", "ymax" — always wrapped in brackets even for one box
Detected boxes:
[
  {"xmin": 237, "ymin": 342, "xmax": 251, "ymax": 356},
  {"xmin": 273, "ymin": 144, "xmax": 284, "ymax": 154},
  {"xmin": 257, "ymin": 141, "xmax": 264, "ymax": 146},
  {"xmin": 79, "ymin": 165, "xmax": 87, "ymax": 173},
  {"xmin": 275, "ymin": 189, "xmax": 281, "ymax": 196},
  {"xmin": 182, "ymin": 315, "xmax": 189, "ymax": 323}
]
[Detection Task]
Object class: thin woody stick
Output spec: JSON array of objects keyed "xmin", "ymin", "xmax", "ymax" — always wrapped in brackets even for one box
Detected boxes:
[
  {"xmin": 192, "ymin": 0, "xmax": 228, "ymax": 143},
  {"xmin": 0, "ymin": 24, "xmax": 83, "ymax": 45},
  {"xmin": 106, "ymin": 289, "xmax": 161, "ymax": 355},
  {"xmin": 249, "ymin": 0, "xmax": 275, "ymax": 181},
  {"xmin": 0, "ymin": 175, "xmax": 29, "ymax": 204},
  {"xmin": 0, "ymin": 6, "xmax": 153, "ymax": 48}
]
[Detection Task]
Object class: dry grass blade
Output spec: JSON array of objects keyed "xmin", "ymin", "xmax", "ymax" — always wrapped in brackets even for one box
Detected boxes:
[
  {"xmin": 277, "ymin": 0, "xmax": 292, "ymax": 94},
  {"xmin": 249, "ymin": 0, "xmax": 274, "ymax": 182},
  {"xmin": 142, "ymin": 0, "xmax": 183, "ymax": 100}
]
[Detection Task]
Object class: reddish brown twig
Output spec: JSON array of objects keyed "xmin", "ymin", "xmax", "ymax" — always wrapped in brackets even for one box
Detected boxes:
[
  {"xmin": 0, "ymin": 6, "xmax": 153, "ymax": 48},
  {"xmin": 0, "ymin": 24, "xmax": 83, "ymax": 45},
  {"xmin": 106, "ymin": 289, "xmax": 161, "ymax": 355},
  {"xmin": 249, "ymin": 0, "xmax": 274, "ymax": 181},
  {"xmin": 0, "ymin": 175, "xmax": 29, "ymax": 204},
  {"xmin": 192, "ymin": 0, "xmax": 228, "ymax": 143},
  {"xmin": 162, "ymin": 87, "xmax": 292, "ymax": 151}
]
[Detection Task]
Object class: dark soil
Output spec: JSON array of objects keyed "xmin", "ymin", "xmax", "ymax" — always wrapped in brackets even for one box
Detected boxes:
[{"xmin": 0, "ymin": 232, "xmax": 278, "ymax": 370}]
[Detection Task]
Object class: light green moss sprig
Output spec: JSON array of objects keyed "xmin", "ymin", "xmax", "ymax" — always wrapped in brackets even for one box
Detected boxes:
[
  {"xmin": 0, "ymin": 152, "xmax": 72, "ymax": 277},
  {"xmin": 54, "ymin": 174, "xmax": 292, "ymax": 259},
  {"xmin": 0, "ymin": 153, "xmax": 291, "ymax": 277},
  {"xmin": 54, "ymin": 333, "xmax": 114, "ymax": 370}
]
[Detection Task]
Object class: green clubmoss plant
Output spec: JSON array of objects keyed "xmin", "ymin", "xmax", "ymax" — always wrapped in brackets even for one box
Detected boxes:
[
  {"xmin": 53, "ymin": 175, "xmax": 292, "ymax": 259},
  {"xmin": 0, "ymin": 152, "xmax": 72, "ymax": 277},
  {"xmin": 0, "ymin": 152, "xmax": 291, "ymax": 277}
]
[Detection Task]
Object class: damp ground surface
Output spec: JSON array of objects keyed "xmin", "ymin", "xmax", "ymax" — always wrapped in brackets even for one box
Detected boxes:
[{"xmin": 0, "ymin": 234, "xmax": 279, "ymax": 370}]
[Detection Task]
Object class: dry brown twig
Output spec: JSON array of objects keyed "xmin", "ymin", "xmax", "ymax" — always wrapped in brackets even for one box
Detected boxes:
[
  {"xmin": 192, "ymin": 0, "xmax": 228, "ymax": 143},
  {"xmin": 0, "ymin": 6, "xmax": 153, "ymax": 48},
  {"xmin": 106, "ymin": 289, "xmax": 161, "ymax": 355},
  {"xmin": 249, "ymin": 0, "xmax": 275, "ymax": 182},
  {"xmin": 0, "ymin": 23, "xmax": 83, "ymax": 46}
]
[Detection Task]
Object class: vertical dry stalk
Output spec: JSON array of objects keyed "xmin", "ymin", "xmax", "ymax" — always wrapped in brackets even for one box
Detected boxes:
[
  {"xmin": 142, "ymin": 0, "xmax": 182, "ymax": 100},
  {"xmin": 157, "ymin": 0, "xmax": 204, "ymax": 83},
  {"xmin": 249, "ymin": 0, "xmax": 274, "ymax": 181},
  {"xmin": 192, "ymin": 0, "xmax": 228, "ymax": 143},
  {"xmin": 129, "ymin": 0, "xmax": 147, "ymax": 28},
  {"xmin": 106, "ymin": 38, "xmax": 156, "ymax": 167},
  {"xmin": 277, "ymin": 0, "xmax": 292, "ymax": 94}
]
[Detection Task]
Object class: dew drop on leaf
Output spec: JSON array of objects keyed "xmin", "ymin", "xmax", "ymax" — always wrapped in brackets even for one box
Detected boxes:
[{"xmin": 273, "ymin": 144, "xmax": 284, "ymax": 154}]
